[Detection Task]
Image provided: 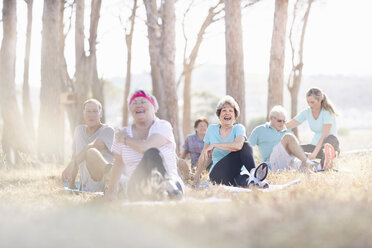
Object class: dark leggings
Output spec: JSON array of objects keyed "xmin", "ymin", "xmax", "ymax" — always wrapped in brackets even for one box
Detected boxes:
[
  {"xmin": 209, "ymin": 142, "xmax": 256, "ymax": 187},
  {"xmin": 301, "ymin": 135, "xmax": 340, "ymax": 166},
  {"xmin": 127, "ymin": 148, "xmax": 178, "ymax": 200}
]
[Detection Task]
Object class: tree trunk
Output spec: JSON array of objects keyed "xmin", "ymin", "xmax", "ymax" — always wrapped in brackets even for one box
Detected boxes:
[
  {"xmin": 89, "ymin": 0, "xmax": 104, "ymax": 121},
  {"xmin": 182, "ymin": 66, "xmax": 192, "ymax": 138},
  {"xmin": 0, "ymin": 0, "xmax": 31, "ymax": 164},
  {"xmin": 59, "ymin": 0, "xmax": 76, "ymax": 137},
  {"xmin": 38, "ymin": 0, "xmax": 63, "ymax": 162},
  {"xmin": 224, "ymin": 0, "xmax": 246, "ymax": 125},
  {"xmin": 144, "ymin": 0, "xmax": 180, "ymax": 149},
  {"xmin": 143, "ymin": 0, "xmax": 166, "ymax": 120},
  {"xmin": 23, "ymin": 0, "xmax": 36, "ymax": 143},
  {"xmin": 161, "ymin": 0, "xmax": 180, "ymax": 149},
  {"xmin": 287, "ymin": 0, "xmax": 313, "ymax": 137},
  {"xmin": 267, "ymin": 0, "xmax": 288, "ymax": 119},
  {"xmin": 74, "ymin": 0, "xmax": 89, "ymax": 126},
  {"xmin": 122, "ymin": 0, "xmax": 138, "ymax": 127}
]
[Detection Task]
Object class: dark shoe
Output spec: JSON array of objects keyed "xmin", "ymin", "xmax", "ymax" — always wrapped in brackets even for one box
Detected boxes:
[
  {"xmin": 254, "ymin": 162, "xmax": 268, "ymax": 181},
  {"xmin": 246, "ymin": 163, "xmax": 269, "ymax": 189}
]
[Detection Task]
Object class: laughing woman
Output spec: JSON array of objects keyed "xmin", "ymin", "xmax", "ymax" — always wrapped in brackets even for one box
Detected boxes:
[
  {"xmin": 106, "ymin": 90, "xmax": 184, "ymax": 201},
  {"xmin": 192, "ymin": 95, "xmax": 269, "ymax": 188}
]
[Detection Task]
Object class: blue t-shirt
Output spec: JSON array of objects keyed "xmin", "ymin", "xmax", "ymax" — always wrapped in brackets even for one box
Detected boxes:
[
  {"xmin": 204, "ymin": 124, "xmax": 246, "ymax": 172},
  {"xmin": 295, "ymin": 107, "xmax": 337, "ymax": 145},
  {"xmin": 249, "ymin": 123, "xmax": 292, "ymax": 163}
]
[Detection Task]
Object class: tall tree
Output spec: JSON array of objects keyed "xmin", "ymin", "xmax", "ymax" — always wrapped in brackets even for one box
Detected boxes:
[
  {"xmin": 22, "ymin": 0, "xmax": 36, "ymax": 143},
  {"xmin": 122, "ymin": 0, "xmax": 138, "ymax": 126},
  {"xmin": 287, "ymin": 0, "xmax": 314, "ymax": 136},
  {"xmin": 144, "ymin": 0, "xmax": 180, "ymax": 148},
  {"xmin": 267, "ymin": 0, "xmax": 288, "ymax": 119},
  {"xmin": 224, "ymin": 0, "xmax": 246, "ymax": 125},
  {"xmin": 178, "ymin": 0, "xmax": 223, "ymax": 138},
  {"xmin": 74, "ymin": 0, "xmax": 102, "ymax": 126},
  {"xmin": 89, "ymin": 0, "xmax": 103, "ymax": 114},
  {"xmin": 74, "ymin": 0, "xmax": 90, "ymax": 126},
  {"xmin": 0, "ymin": 0, "xmax": 31, "ymax": 164},
  {"xmin": 38, "ymin": 0, "xmax": 63, "ymax": 162},
  {"xmin": 58, "ymin": 0, "xmax": 75, "ymax": 136}
]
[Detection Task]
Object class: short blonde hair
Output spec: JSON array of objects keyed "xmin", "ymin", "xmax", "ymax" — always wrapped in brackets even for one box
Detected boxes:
[{"xmin": 215, "ymin": 95, "xmax": 240, "ymax": 118}]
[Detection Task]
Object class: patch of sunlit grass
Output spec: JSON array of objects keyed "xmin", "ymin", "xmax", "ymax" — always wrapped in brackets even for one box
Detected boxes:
[{"xmin": 0, "ymin": 151, "xmax": 371, "ymax": 247}]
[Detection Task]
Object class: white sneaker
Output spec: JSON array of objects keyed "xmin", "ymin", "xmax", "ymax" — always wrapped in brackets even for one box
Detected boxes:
[
  {"xmin": 164, "ymin": 178, "xmax": 183, "ymax": 200},
  {"xmin": 247, "ymin": 163, "xmax": 269, "ymax": 188}
]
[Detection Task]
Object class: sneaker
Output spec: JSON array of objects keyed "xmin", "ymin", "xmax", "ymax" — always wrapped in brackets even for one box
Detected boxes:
[
  {"xmin": 164, "ymin": 179, "xmax": 183, "ymax": 200},
  {"xmin": 246, "ymin": 163, "xmax": 269, "ymax": 188},
  {"xmin": 323, "ymin": 143, "xmax": 336, "ymax": 169},
  {"xmin": 254, "ymin": 162, "xmax": 269, "ymax": 181}
]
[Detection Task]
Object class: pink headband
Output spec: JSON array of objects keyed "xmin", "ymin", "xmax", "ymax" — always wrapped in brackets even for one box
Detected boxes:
[{"xmin": 129, "ymin": 92, "xmax": 156, "ymax": 108}]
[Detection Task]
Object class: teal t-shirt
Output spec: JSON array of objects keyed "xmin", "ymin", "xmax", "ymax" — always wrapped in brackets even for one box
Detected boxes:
[
  {"xmin": 295, "ymin": 107, "xmax": 337, "ymax": 145},
  {"xmin": 204, "ymin": 124, "xmax": 246, "ymax": 172},
  {"xmin": 248, "ymin": 123, "xmax": 292, "ymax": 163}
]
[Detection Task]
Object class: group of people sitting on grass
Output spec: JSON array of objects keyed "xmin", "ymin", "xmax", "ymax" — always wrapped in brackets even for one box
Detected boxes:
[{"xmin": 62, "ymin": 87, "xmax": 339, "ymax": 201}]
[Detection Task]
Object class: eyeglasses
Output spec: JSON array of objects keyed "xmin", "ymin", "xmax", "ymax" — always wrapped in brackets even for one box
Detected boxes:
[
  {"xmin": 273, "ymin": 116, "xmax": 286, "ymax": 123},
  {"xmin": 131, "ymin": 100, "xmax": 148, "ymax": 105}
]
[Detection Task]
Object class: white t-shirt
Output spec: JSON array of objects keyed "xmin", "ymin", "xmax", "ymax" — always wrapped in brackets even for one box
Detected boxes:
[{"xmin": 112, "ymin": 118, "xmax": 185, "ymax": 192}]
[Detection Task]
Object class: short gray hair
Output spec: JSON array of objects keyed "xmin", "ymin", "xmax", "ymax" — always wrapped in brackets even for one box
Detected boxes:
[
  {"xmin": 83, "ymin": 98, "xmax": 102, "ymax": 112},
  {"xmin": 269, "ymin": 105, "xmax": 287, "ymax": 119},
  {"xmin": 215, "ymin": 95, "xmax": 240, "ymax": 118}
]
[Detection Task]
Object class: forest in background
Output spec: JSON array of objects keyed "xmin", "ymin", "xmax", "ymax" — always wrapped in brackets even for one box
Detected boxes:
[{"xmin": 1, "ymin": 0, "xmax": 371, "ymax": 164}]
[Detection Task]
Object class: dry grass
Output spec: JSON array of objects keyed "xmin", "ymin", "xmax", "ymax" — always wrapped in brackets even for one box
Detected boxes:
[{"xmin": 0, "ymin": 152, "xmax": 372, "ymax": 248}]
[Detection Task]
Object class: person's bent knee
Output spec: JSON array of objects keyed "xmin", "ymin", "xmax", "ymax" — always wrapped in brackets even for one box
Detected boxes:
[
  {"xmin": 242, "ymin": 142, "xmax": 253, "ymax": 153},
  {"xmin": 281, "ymin": 133, "xmax": 297, "ymax": 144},
  {"xmin": 86, "ymin": 147, "xmax": 100, "ymax": 160}
]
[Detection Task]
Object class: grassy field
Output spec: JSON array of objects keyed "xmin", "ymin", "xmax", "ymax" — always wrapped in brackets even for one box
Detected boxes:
[{"xmin": 1, "ymin": 131, "xmax": 372, "ymax": 247}]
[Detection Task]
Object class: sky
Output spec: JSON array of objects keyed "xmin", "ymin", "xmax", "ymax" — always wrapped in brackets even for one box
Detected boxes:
[{"xmin": 1, "ymin": 0, "xmax": 372, "ymax": 87}]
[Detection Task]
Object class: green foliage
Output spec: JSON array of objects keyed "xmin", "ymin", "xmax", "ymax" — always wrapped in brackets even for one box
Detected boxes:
[{"xmin": 246, "ymin": 116, "xmax": 266, "ymax": 135}]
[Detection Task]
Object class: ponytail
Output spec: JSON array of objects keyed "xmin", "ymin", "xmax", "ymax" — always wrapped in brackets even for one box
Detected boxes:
[{"xmin": 306, "ymin": 88, "xmax": 338, "ymax": 116}]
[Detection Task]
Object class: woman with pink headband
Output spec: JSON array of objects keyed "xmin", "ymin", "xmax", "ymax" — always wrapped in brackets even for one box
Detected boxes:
[{"xmin": 106, "ymin": 90, "xmax": 184, "ymax": 200}]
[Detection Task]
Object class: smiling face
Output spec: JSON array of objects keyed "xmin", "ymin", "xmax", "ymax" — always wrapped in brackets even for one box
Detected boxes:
[
  {"xmin": 270, "ymin": 113, "xmax": 286, "ymax": 131},
  {"xmin": 83, "ymin": 102, "xmax": 102, "ymax": 128},
  {"xmin": 219, "ymin": 104, "xmax": 236, "ymax": 126},
  {"xmin": 307, "ymin": 95, "xmax": 322, "ymax": 111},
  {"xmin": 129, "ymin": 96, "xmax": 155, "ymax": 122}
]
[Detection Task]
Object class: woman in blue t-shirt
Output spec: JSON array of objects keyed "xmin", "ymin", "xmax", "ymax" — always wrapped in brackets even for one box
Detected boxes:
[
  {"xmin": 192, "ymin": 95, "xmax": 268, "ymax": 188},
  {"xmin": 286, "ymin": 88, "xmax": 340, "ymax": 169}
]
